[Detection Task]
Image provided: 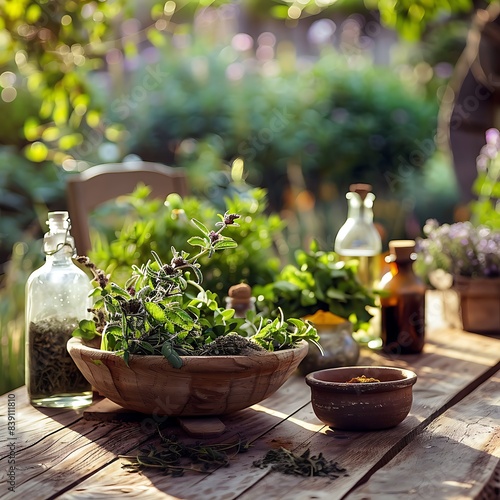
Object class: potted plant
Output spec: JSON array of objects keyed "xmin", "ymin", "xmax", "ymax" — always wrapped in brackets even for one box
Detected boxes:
[
  {"xmin": 416, "ymin": 128, "xmax": 500, "ymax": 335},
  {"xmin": 416, "ymin": 219, "xmax": 500, "ymax": 334},
  {"xmin": 254, "ymin": 241, "xmax": 377, "ymax": 374},
  {"xmin": 67, "ymin": 212, "xmax": 320, "ymax": 416}
]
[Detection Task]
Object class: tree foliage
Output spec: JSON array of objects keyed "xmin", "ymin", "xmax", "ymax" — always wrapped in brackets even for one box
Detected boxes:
[
  {"xmin": 0, "ymin": 0, "xmax": 485, "ymax": 162},
  {"xmin": 0, "ymin": 0, "xmax": 231, "ymax": 162}
]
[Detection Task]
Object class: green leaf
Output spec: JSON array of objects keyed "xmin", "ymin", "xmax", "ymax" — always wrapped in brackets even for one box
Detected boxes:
[
  {"xmin": 191, "ymin": 218, "xmax": 209, "ymax": 235},
  {"xmin": 273, "ymin": 280, "xmax": 301, "ymax": 293},
  {"xmin": 90, "ymin": 288, "xmax": 103, "ymax": 298},
  {"xmin": 144, "ymin": 302, "xmax": 167, "ymax": 323},
  {"xmin": 187, "ymin": 236, "xmax": 209, "ymax": 248},
  {"xmin": 220, "ymin": 309, "xmax": 235, "ymax": 321},
  {"xmin": 165, "ymin": 308, "xmax": 195, "ymax": 330},
  {"xmin": 190, "ymin": 266, "xmax": 203, "ymax": 284},
  {"xmin": 138, "ymin": 341, "xmax": 155, "ymax": 354},
  {"xmin": 72, "ymin": 322, "xmax": 97, "ymax": 341},
  {"xmin": 326, "ymin": 288, "xmax": 347, "ymax": 300},
  {"xmin": 101, "ymin": 325, "xmax": 121, "ymax": 351},
  {"xmin": 110, "ymin": 283, "xmax": 131, "ymax": 297},
  {"xmin": 213, "ymin": 240, "xmax": 238, "ymax": 251},
  {"xmin": 161, "ymin": 342, "xmax": 183, "ymax": 368}
]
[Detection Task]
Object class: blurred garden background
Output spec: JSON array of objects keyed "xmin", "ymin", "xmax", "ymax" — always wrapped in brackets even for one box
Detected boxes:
[{"xmin": 1, "ymin": 0, "xmax": 499, "ymax": 394}]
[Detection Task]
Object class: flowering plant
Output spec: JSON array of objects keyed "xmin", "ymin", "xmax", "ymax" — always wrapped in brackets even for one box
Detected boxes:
[
  {"xmin": 471, "ymin": 128, "xmax": 500, "ymax": 230},
  {"xmin": 416, "ymin": 219, "xmax": 500, "ymax": 279},
  {"xmin": 416, "ymin": 128, "xmax": 500, "ymax": 282}
]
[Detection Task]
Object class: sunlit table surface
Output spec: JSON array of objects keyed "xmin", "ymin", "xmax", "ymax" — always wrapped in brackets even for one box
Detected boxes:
[{"xmin": 1, "ymin": 297, "xmax": 499, "ymax": 499}]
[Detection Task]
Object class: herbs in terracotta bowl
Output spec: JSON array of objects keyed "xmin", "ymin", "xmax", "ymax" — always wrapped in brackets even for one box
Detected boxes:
[{"xmin": 67, "ymin": 213, "xmax": 319, "ymax": 416}]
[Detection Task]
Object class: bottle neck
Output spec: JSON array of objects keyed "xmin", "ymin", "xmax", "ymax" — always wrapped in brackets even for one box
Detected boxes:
[
  {"xmin": 390, "ymin": 259, "xmax": 415, "ymax": 275},
  {"xmin": 346, "ymin": 192, "xmax": 375, "ymax": 223},
  {"xmin": 43, "ymin": 227, "xmax": 75, "ymax": 259},
  {"xmin": 45, "ymin": 247, "xmax": 74, "ymax": 265}
]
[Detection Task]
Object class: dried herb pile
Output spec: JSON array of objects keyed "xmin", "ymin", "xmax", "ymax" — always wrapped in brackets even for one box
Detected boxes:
[
  {"xmin": 120, "ymin": 432, "xmax": 249, "ymax": 477},
  {"xmin": 121, "ymin": 429, "xmax": 348, "ymax": 482},
  {"xmin": 253, "ymin": 447, "xmax": 348, "ymax": 480},
  {"xmin": 28, "ymin": 318, "xmax": 91, "ymax": 398}
]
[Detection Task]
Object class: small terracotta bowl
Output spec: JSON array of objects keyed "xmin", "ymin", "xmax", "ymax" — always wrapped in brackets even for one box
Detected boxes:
[{"xmin": 305, "ymin": 366, "xmax": 417, "ymax": 431}]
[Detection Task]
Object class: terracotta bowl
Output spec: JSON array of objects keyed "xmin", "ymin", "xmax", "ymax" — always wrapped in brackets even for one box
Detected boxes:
[
  {"xmin": 67, "ymin": 337, "xmax": 308, "ymax": 416},
  {"xmin": 305, "ymin": 366, "xmax": 417, "ymax": 431}
]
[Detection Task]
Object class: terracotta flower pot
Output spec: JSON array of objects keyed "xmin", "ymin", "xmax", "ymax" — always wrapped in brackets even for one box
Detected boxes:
[
  {"xmin": 67, "ymin": 337, "xmax": 308, "ymax": 416},
  {"xmin": 453, "ymin": 276, "xmax": 500, "ymax": 335}
]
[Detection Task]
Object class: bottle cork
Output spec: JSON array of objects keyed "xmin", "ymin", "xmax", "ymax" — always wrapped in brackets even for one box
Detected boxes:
[
  {"xmin": 349, "ymin": 183, "xmax": 372, "ymax": 201},
  {"xmin": 388, "ymin": 240, "xmax": 416, "ymax": 261}
]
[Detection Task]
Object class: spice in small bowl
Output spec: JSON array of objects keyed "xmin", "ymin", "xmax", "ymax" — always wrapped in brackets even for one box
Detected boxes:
[{"xmin": 345, "ymin": 374, "xmax": 380, "ymax": 383}]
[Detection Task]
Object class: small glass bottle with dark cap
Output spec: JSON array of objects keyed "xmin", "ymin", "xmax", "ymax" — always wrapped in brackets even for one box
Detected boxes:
[{"xmin": 379, "ymin": 240, "xmax": 426, "ymax": 355}]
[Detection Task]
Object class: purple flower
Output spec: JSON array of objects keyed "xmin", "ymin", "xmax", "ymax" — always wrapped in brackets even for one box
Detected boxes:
[
  {"xmin": 416, "ymin": 221, "xmax": 500, "ymax": 279},
  {"xmin": 485, "ymin": 128, "xmax": 500, "ymax": 147}
]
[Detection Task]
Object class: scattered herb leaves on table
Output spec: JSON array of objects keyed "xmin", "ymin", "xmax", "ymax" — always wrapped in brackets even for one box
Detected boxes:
[
  {"xmin": 120, "ymin": 431, "xmax": 250, "ymax": 477},
  {"xmin": 253, "ymin": 447, "xmax": 348, "ymax": 479}
]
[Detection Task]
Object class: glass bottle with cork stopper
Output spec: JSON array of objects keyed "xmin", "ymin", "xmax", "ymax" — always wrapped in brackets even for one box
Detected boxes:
[
  {"xmin": 25, "ymin": 211, "xmax": 93, "ymax": 408},
  {"xmin": 379, "ymin": 240, "xmax": 426, "ymax": 355},
  {"xmin": 225, "ymin": 283, "xmax": 256, "ymax": 318},
  {"xmin": 334, "ymin": 183, "xmax": 382, "ymax": 289}
]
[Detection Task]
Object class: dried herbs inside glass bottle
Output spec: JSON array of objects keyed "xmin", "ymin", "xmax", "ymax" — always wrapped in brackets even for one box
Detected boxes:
[{"xmin": 25, "ymin": 211, "xmax": 93, "ymax": 408}]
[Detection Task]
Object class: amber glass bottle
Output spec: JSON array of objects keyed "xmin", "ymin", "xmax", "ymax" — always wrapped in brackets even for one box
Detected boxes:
[{"xmin": 379, "ymin": 240, "xmax": 426, "ymax": 355}]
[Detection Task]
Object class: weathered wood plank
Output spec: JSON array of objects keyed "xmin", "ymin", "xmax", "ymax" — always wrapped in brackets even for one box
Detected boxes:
[
  {"xmin": 56, "ymin": 376, "xmax": 314, "ymax": 499},
  {"xmin": 1, "ymin": 327, "xmax": 499, "ymax": 500},
  {"xmin": 53, "ymin": 328, "xmax": 500, "ymax": 500},
  {"xmin": 165, "ymin": 402, "xmax": 326, "ymax": 500},
  {"xmin": 0, "ymin": 387, "xmax": 83, "ymax": 456},
  {"xmin": 61, "ymin": 485, "xmax": 177, "ymax": 499},
  {"xmin": 347, "ymin": 373, "xmax": 500, "ymax": 499},
  {"xmin": 231, "ymin": 329, "xmax": 500, "ymax": 500},
  {"xmin": 0, "ymin": 413, "xmax": 160, "ymax": 497}
]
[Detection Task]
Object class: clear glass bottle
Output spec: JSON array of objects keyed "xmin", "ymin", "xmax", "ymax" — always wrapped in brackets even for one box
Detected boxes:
[
  {"xmin": 379, "ymin": 240, "xmax": 426, "ymax": 355},
  {"xmin": 334, "ymin": 183, "xmax": 382, "ymax": 289},
  {"xmin": 25, "ymin": 211, "xmax": 93, "ymax": 408}
]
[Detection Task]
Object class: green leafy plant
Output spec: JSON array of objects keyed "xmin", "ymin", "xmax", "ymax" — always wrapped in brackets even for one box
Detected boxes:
[
  {"xmin": 254, "ymin": 241, "xmax": 377, "ymax": 331},
  {"xmin": 73, "ymin": 213, "xmax": 319, "ymax": 367},
  {"xmin": 88, "ymin": 186, "xmax": 285, "ymax": 297}
]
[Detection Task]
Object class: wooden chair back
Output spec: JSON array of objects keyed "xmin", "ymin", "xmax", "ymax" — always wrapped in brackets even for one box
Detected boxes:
[{"xmin": 66, "ymin": 162, "xmax": 189, "ymax": 255}]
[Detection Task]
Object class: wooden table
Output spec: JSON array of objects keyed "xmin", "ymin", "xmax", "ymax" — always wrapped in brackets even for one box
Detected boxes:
[{"xmin": 1, "ymin": 325, "xmax": 499, "ymax": 499}]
